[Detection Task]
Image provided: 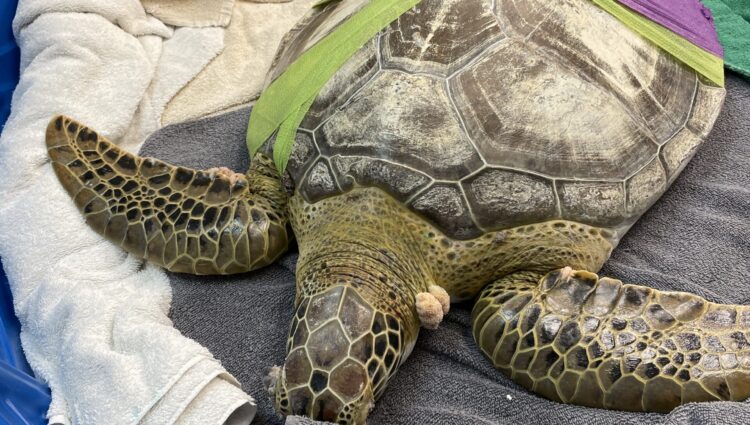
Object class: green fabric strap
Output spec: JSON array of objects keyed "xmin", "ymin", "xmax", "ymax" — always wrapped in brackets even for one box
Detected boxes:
[
  {"xmin": 246, "ymin": 0, "xmax": 421, "ymax": 172},
  {"xmin": 273, "ymin": 97, "xmax": 315, "ymax": 172},
  {"xmin": 592, "ymin": 0, "xmax": 725, "ymax": 86},
  {"xmin": 702, "ymin": 0, "xmax": 750, "ymax": 79}
]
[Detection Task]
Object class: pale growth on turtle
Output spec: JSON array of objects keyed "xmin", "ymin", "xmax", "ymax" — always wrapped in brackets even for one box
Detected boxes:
[
  {"xmin": 428, "ymin": 285, "xmax": 450, "ymax": 315},
  {"xmin": 45, "ymin": 0, "xmax": 741, "ymax": 423},
  {"xmin": 415, "ymin": 290, "xmax": 444, "ymax": 329}
]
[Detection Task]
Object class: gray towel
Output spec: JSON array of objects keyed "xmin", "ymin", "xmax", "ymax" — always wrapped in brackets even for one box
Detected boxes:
[{"xmin": 139, "ymin": 72, "xmax": 750, "ymax": 424}]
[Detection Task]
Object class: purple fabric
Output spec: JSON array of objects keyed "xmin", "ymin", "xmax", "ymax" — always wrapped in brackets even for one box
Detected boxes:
[{"xmin": 617, "ymin": 0, "xmax": 724, "ymax": 57}]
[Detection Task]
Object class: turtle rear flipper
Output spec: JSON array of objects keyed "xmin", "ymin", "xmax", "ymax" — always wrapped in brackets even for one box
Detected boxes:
[
  {"xmin": 46, "ymin": 115, "xmax": 290, "ymax": 275},
  {"xmin": 473, "ymin": 268, "xmax": 750, "ymax": 412}
]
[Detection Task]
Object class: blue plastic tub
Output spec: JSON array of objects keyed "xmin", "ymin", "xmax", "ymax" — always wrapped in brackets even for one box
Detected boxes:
[
  {"xmin": 1, "ymin": 0, "xmax": 52, "ymax": 424},
  {"xmin": 0, "ymin": 0, "xmax": 19, "ymax": 131},
  {"xmin": 1, "ymin": 268, "xmax": 51, "ymax": 425}
]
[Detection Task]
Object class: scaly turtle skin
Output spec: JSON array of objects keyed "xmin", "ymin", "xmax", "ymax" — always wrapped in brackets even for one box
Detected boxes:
[{"xmin": 46, "ymin": 0, "xmax": 742, "ymax": 423}]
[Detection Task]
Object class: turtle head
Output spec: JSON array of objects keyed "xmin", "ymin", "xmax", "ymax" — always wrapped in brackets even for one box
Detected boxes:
[{"xmin": 269, "ymin": 282, "xmax": 418, "ymax": 424}]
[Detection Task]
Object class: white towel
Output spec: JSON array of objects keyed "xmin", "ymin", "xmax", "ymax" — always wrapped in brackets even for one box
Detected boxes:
[
  {"xmin": 161, "ymin": 0, "xmax": 318, "ymax": 125},
  {"xmin": 0, "ymin": 0, "xmax": 259, "ymax": 424}
]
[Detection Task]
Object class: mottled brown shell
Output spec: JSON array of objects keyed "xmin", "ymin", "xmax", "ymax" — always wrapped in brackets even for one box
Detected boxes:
[{"xmin": 267, "ymin": 0, "xmax": 725, "ymax": 240}]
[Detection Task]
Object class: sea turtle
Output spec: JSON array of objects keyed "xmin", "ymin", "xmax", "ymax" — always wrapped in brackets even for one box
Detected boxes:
[{"xmin": 46, "ymin": 0, "xmax": 744, "ymax": 423}]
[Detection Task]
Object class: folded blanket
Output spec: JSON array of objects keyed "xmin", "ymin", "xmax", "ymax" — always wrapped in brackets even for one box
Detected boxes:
[
  {"xmin": 139, "ymin": 71, "xmax": 750, "ymax": 424},
  {"xmin": 0, "ymin": 1, "xmax": 265, "ymax": 424},
  {"xmin": 162, "ymin": 0, "xmax": 318, "ymax": 126}
]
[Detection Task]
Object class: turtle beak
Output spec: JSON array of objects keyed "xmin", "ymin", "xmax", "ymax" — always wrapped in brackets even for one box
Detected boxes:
[{"xmin": 268, "ymin": 284, "xmax": 415, "ymax": 424}]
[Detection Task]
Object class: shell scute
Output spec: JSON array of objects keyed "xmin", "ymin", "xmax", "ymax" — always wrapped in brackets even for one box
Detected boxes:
[{"xmin": 268, "ymin": 0, "xmax": 724, "ymax": 239}]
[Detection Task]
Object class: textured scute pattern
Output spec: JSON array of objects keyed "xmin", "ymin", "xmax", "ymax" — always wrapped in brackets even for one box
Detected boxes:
[
  {"xmin": 381, "ymin": 0, "xmax": 505, "ymax": 77},
  {"xmin": 46, "ymin": 116, "xmax": 290, "ymax": 274},
  {"xmin": 274, "ymin": 286, "xmax": 408, "ymax": 423},
  {"xmin": 461, "ymin": 168, "xmax": 556, "ymax": 230},
  {"xmin": 266, "ymin": 0, "xmax": 725, "ymax": 239},
  {"xmin": 314, "ymin": 70, "xmax": 483, "ymax": 181},
  {"xmin": 264, "ymin": 0, "xmax": 370, "ymax": 85},
  {"xmin": 450, "ymin": 38, "xmax": 657, "ymax": 181},
  {"xmin": 330, "ymin": 156, "xmax": 430, "ymax": 203},
  {"xmin": 301, "ymin": 38, "xmax": 379, "ymax": 130},
  {"xmin": 662, "ymin": 83, "xmax": 727, "ymax": 177},
  {"xmin": 495, "ymin": 0, "xmax": 697, "ymax": 142},
  {"xmin": 473, "ymin": 269, "xmax": 750, "ymax": 412},
  {"xmin": 410, "ymin": 184, "xmax": 479, "ymax": 239}
]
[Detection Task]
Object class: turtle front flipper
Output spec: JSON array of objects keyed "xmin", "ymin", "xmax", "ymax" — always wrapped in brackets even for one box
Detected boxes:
[
  {"xmin": 472, "ymin": 268, "xmax": 750, "ymax": 412},
  {"xmin": 46, "ymin": 115, "xmax": 290, "ymax": 275}
]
